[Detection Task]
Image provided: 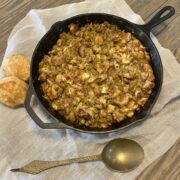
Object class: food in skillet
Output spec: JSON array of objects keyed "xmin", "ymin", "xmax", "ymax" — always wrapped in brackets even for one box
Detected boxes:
[{"xmin": 38, "ymin": 22, "xmax": 155, "ymax": 128}]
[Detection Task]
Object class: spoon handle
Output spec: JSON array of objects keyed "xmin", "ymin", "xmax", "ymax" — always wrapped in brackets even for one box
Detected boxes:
[{"xmin": 11, "ymin": 154, "xmax": 101, "ymax": 175}]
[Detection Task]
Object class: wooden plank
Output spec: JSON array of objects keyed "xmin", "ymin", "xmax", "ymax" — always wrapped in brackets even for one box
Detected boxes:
[
  {"xmin": 145, "ymin": 0, "xmax": 179, "ymax": 21},
  {"xmin": 126, "ymin": 0, "xmax": 167, "ymax": 20},
  {"xmin": 150, "ymin": 0, "xmax": 180, "ymax": 58},
  {"xmin": 0, "ymin": 0, "xmax": 82, "ymax": 34},
  {"xmin": 146, "ymin": 0, "xmax": 180, "ymax": 38},
  {"xmin": 156, "ymin": 15, "xmax": 180, "ymax": 52},
  {"xmin": 136, "ymin": 138, "xmax": 180, "ymax": 180},
  {"xmin": 0, "ymin": 0, "xmax": 82, "ymax": 62}
]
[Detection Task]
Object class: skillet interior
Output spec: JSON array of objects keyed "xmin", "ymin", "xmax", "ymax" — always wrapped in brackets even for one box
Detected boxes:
[{"xmin": 30, "ymin": 13, "xmax": 163, "ymax": 132}]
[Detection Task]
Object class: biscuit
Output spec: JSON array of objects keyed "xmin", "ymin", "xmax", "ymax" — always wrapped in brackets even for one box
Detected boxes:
[
  {"xmin": 0, "ymin": 76, "xmax": 28, "ymax": 107},
  {"xmin": 3, "ymin": 54, "xmax": 30, "ymax": 81}
]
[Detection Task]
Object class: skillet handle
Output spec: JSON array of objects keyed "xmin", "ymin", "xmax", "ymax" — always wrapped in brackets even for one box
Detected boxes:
[
  {"xmin": 24, "ymin": 87, "xmax": 68, "ymax": 129},
  {"xmin": 140, "ymin": 6, "xmax": 175, "ymax": 35}
]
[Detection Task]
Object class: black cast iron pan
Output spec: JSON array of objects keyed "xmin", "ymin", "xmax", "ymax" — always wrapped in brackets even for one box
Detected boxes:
[{"xmin": 24, "ymin": 6, "xmax": 175, "ymax": 133}]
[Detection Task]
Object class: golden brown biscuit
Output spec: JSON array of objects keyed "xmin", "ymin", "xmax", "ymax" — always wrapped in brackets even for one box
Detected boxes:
[
  {"xmin": 3, "ymin": 54, "xmax": 30, "ymax": 81},
  {"xmin": 0, "ymin": 76, "xmax": 28, "ymax": 107}
]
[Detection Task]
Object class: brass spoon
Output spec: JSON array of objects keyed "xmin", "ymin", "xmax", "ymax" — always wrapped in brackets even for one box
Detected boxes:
[{"xmin": 11, "ymin": 138, "xmax": 144, "ymax": 175}]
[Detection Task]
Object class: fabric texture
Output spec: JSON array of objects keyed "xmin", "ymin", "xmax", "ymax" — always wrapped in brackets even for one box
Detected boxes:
[{"xmin": 0, "ymin": 0, "xmax": 180, "ymax": 179}]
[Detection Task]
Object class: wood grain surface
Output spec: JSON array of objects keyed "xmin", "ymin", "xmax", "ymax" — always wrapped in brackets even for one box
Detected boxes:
[
  {"xmin": 0, "ymin": 0, "xmax": 179, "ymax": 179},
  {"xmin": 136, "ymin": 138, "xmax": 180, "ymax": 180}
]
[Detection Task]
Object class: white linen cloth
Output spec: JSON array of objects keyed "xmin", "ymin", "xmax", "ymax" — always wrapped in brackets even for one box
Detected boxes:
[{"xmin": 0, "ymin": 0, "xmax": 180, "ymax": 179}]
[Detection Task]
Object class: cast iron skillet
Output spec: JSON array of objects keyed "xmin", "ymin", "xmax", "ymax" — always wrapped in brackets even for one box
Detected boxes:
[{"xmin": 24, "ymin": 6, "xmax": 175, "ymax": 133}]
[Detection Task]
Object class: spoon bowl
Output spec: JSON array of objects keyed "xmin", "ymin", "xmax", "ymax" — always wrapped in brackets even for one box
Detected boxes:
[{"xmin": 102, "ymin": 138, "xmax": 144, "ymax": 172}]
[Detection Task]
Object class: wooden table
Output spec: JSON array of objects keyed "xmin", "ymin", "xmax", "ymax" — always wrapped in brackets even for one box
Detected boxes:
[{"xmin": 0, "ymin": 0, "xmax": 179, "ymax": 179}]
